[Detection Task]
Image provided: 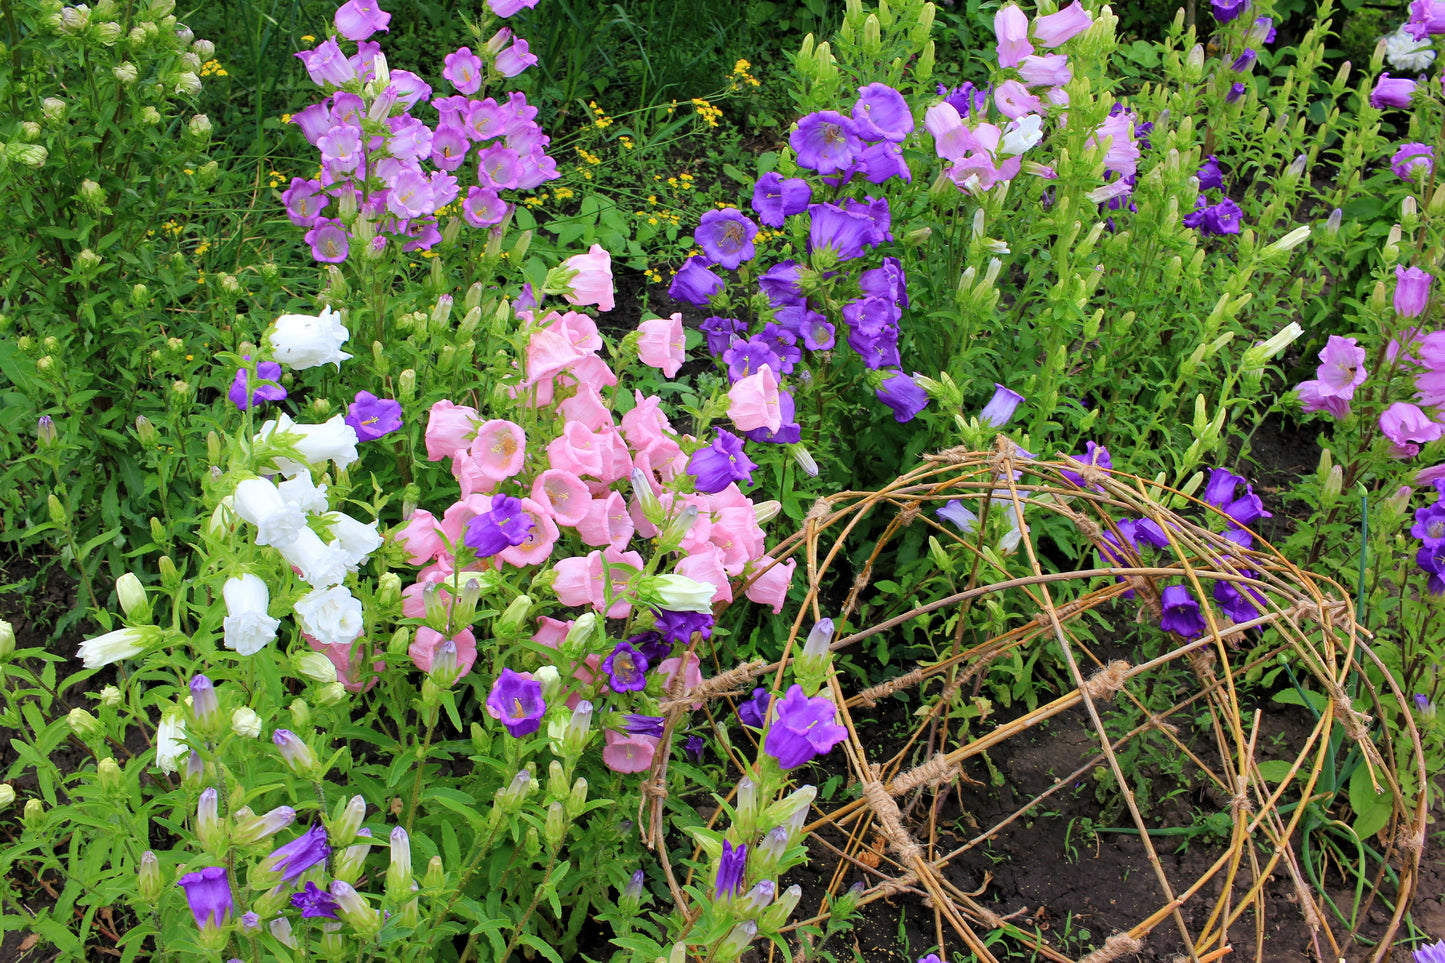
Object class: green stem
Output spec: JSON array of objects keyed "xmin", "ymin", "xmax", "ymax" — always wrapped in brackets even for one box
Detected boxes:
[{"xmin": 403, "ymin": 717, "xmax": 437, "ymax": 835}]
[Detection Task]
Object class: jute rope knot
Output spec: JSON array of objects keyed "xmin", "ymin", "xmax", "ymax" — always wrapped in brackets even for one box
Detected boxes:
[
  {"xmin": 854, "ymin": 666, "xmax": 927, "ymax": 708},
  {"xmin": 1079, "ymin": 660, "xmax": 1132, "ymax": 702},
  {"xmin": 861, "ymin": 766, "xmax": 926, "ymax": 866},
  {"xmin": 805, "ymin": 497, "xmax": 833, "ymax": 521},
  {"xmin": 890, "ymin": 753, "xmax": 962, "ymax": 796},
  {"xmin": 1078, "ymin": 932, "xmax": 1143, "ymax": 963}
]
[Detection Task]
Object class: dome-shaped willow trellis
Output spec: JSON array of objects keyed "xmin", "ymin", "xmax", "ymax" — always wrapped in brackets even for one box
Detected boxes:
[{"xmin": 667, "ymin": 441, "xmax": 1427, "ymax": 963}]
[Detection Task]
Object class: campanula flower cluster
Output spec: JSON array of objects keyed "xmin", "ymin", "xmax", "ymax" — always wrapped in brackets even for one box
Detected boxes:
[{"xmin": 282, "ymin": 0, "xmax": 556, "ymax": 263}]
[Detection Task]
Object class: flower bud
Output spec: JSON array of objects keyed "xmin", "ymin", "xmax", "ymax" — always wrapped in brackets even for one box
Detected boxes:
[
  {"xmin": 0, "ymin": 620, "xmax": 14, "ymax": 661},
  {"xmin": 269, "ymin": 916, "xmax": 297, "ymax": 949},
  {"xmin": 182, "ymin": 750, "xmax": 205, "ymax": 789},
  {"xmin": 188, "ymin": 674, "xmax": 219, "ymax": 728},
  {"xmin": 544, "ymin": 801, "xmax": 567, "ymax": 850},
  {"xmin": 567, "ymin": 777, "xmax": 588, "ymax": 819},
  {"xmin": 386, "ymin": 827, "xmax": 412, "ymax": 896},
  {"xmin": 68, "ymin": 707, "xmax": 100, "ymax": 738},
  {"xmin": 78, "ymin": 178, "xmax": 107, "ymax": 211},
  {"xmin": 790, "ymin": 444, "xmax": 820, "ymax": 477},
  {"xmin": 196, "ymin": 787, "xmax": 224, "ymax": 851},
  {"xmin": 742, "ymin": 879, "xmax": 775, "ymax": 914},
  {"xmin": 760, "ymin": 884, "xmax": 803, "ymax": 929},
  {"xmin": 715, "ymin": 921, "xmax": 758, "ymax": 959},
  {"xmin": 424, "ymin": 855, "xmax": 445, "ymax": 891},
  {"xmin": 1322, "ymin": 465, "xmax": 1343, "ymax": 501},
  {"xmin": 333, "ymin": 828, "xmax": 372, "ymax": 884},
  {"xmin": 116, "ymin": 573, "xmax": 150, "ymax": 622},
  {"xmin": 293, "ymin": 651, "xmax": 339, "ymax": 685},
  {"xmin": 430, "ymin": 639, "xmax": 460, "ymax": 686},
  {"xmin": 563, "ymin": 700, "xmax": 593, "ymax": 756},
  {"xmin": 98, "ymin": 685, "xmax": 121, "ymax": 707},
  {"xmin": 41, "ymin": 97, "xmax": 67, "ymax": 123},
  {"xmin": 133, "ymin": 415, "xmax": 158, "ymax": 449},
  {"xmin": 497, "ymin": 769, "xmax": 532, "ymax": 813},
  {"xmin": 330, "ymin": 880, "xmax": 380, "ymax": 934},
  {"xmin": 272, "ymin": 729, "xmax": 315, "ymax": 775},
  {"xmin": 140, "ymin": 105, "xmax": 161, "ymax": 125},
  {"xmin": 1184, "ymin": 43, "xmax": 1205, "ymax": 82},
  {"xmin": 95, "ymin": 759, "xmax": 125, "ymax": 797},
  {"xmin": 333, "ymin": 794, "xmax": 366, "ymax": 845},
  {"xmin": 619, "ymin": 869, "xmax": 646, "ymax": 916},
  {"xmin": 157, "ymin": 555, "xmax": 180, "ymax": 591},
  {"xmin": 23, "ymin": 798, "xmax": 44, "ymax": 831},
  {"xmin": 315, "ymin": 681, "xmax": 346, "ymax": 706},
  {"xmin": 138, "ymin": 850, "xmax": 161, "ymax": 903},
  {"xmin": 233, "ymin": 805, "xmax": 296, "ymax": 845}
]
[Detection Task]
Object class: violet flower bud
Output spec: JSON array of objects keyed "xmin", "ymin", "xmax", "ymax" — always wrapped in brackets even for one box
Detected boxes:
[
  {"xmin": 272, "ymin": 729, "xmax": 316, "ymax": 775},
  {"xmin": 233, "ymin": 805, "xmax": 297, "ymax": 845},
  {"xmin": 386, "ymin": 827, "xmax": 412, "ymax": 896},
  {"xmin": 329, "ymin": 880, "xmax": 380, "ymax": 934},
  {"xmin": 189, "ymin": 675, "xmax": 219, "ymax": 728},
  {"xmin": 619, "ymin": 869, "xmax": 646, "ymax": 916},
  {"xmin": 196, "ymin": 787, "xmax": 224, "ymax": 851}
]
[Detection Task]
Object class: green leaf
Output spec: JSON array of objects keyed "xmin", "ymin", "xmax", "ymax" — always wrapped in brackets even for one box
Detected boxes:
[
  {"xmin": 1255, "ymin": 760, "xmax": 1295, "ymax": 783},
  {"xmin": 1347, "ymin": 764, "xmax": 1392, "ymax": 839},
  {"xmin": 516, "ymin": 931, "xmax": 566, "ymax": 963}
]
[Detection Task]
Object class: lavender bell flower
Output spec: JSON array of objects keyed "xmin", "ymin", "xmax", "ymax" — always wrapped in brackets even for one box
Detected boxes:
[
  {"xmin": 751, "ymin": 174, "xmax": 812, "ymax": 228},
  {"xmin": 1223, "ymin": 484, "xmax": 1271, "ymax": 528},
  {"xmin": 290, "ymin": 880, "xmax": 341, "ymax": 919},
  {"xmin": 980, "ymin": 383, "xmax": 1025, "ymax": 427},
  {"xmin": 1060, "ymin": 441, "xmax": 1112, "ymax": 490},
  {"xmin": 1225, "ymin": 81, "xmax": 1247, "ymax": 103},
  {"xmin": 808, "ymin": 202, "xmax": 874, "ymax": 262},
  {"xmin": 695, "ymin": 208, "xmax": 759, "ymax": 270},
  {"xmin": 851, "ymin": 83, "xmax": 914, "ymax": 143},
  {"xmin": 876, "ymin": 371, "xmax": 929, "ymax": 423},
  {"xmin": 1392, "ymin": 143, "xmax": 1434, "ymax": 181},
  {"xmin": 714, "ymin": 839, "xmax": 748, "ymax": 898},
  {"xmin": 260, "ymin": 823, "xmax": 330, "ymax": 884},
  {"xmin": 486, "ymin": 668, "xmax": 546, "ymax": 737},
  {"xmin": 936, "ymin": 500, "xmax": 978, "ymax": 532},
  {"xmin": 463, "ymin": 493, "xmax": 533, "ymax": 558},
  {"xmin": 600, "ymin": 641, "xmax": 649, "ymax": 693},
  {"xmin": 344, "ymin": 390, "xmax": 403, "ymax": 442},
  {"xmin": 652, "ymin": 609, "xmax": 714, "ymax": 645},
  {"xmin": 763, "ymin": 685, "xmax": 848, "ymax": 770},
  {"xmin": 1183, "ymin": 196, "xmax": 1243, "ymax": 235},
  {"xmin": 622, "ymin": 714, "xmax": 665, "ymax": 738},
  {"xmin": 790, "ymin": 111, "xmax": 864, "ymax": 175},
  {"xmin": 1371, "ymin": 73, "xmax": 1418, "ymax": 110},
  {"xmin": 177, "ymin": 866, "xmax": 233, "ymax": 929},
  {"xmin": 1159, "ymin": 585, "xmax": 1207, "ymax": 638},
  {"xmin": 1394, "ymin": 265, "xmax": 1433, "ymax": 319},
  {"xmin": 687, "ymin": 429, "xmax": 757, "ymax": 493},
  {"xmin": 701, "ymin": 315, "xmax": 747, "ymax": 355},
  {"xmin": 1210, "ymin": 0, "xmax": 1250, "ymax": 22},
  {"xmin": 228, "ymin": 357, "xmax": 287, "ymax": 411},
  {"xmin": 684, "ymin": 734, "xmax": 706, "ymax": 759},
  {"xmin": 668, "ymin": 255, "xmax": 724, "ymax": 305},
  {"xmin": 1203, "ymin": 467, "xmax": 1245, "ymax": 508},
  {"xmin": 737, "ymin": 687, "xmax": 771, "ymax": 729},
  {"xmin": 1196, "ymin": 155, "xmax": 1224, "ymax": 191}
]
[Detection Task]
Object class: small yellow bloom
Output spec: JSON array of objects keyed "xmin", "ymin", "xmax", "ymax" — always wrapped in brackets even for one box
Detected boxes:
[{"xmin": 300, "ymin": 34, "xmax": 315, "ymax": 42}]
